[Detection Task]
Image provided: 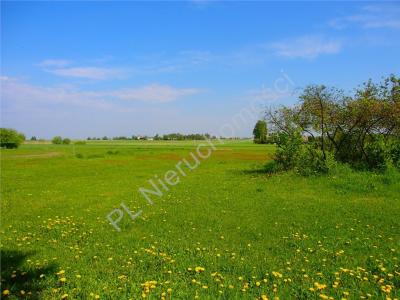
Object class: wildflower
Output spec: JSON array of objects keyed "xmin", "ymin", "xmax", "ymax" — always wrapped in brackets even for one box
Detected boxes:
[
  {"xmin": 256, "ymin": 281, "xmax": 261, "ymax": 287},
  {"xmin": 167, "ymin": 288, "xmax": 172, "ymax": 293},
  {"xmin": 59, "ymin": 277, "xmax": 67, "ymax": 283},
  {"xmin": 381, "ymin": 285, "xmax": 392, "ymax": 294},
  {"xmin": 3, "ymin": 290, "xmax": 10, "ymax": 296},
  {"xmin": 195, "ymin": 266, "xmax": 205, "ymax": 273},
  {"xmin": 272, "ymin": 271, "xmax": 283, "ymax": 278},
  {"xmin": 314, "ymin": 282, "xmax": 327, "ymax": 290},
  {"xmin": 61, "ymin": 294, "xmax": 68, "ymax": 299}
]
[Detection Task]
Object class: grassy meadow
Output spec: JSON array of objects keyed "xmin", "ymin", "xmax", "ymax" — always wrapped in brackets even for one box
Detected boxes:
[{"xmin": 1, "ymin": 140, "xmax": 399, "ymax": 299}]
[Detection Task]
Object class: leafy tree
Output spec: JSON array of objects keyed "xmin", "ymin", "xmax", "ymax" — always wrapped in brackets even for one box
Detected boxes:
[
  {"xmin": 253, "ymin": 120, "xmax": 268, "ymax": 144},
  {"xmin": 0, "ymin": 128, "xmax": 25, "ymax": 149},
  {"xmin": 62, "ymin": 138, "xmax": 71, "ymax": 144},
  {"xmin": 52, "ymin": 136, "xmax": 63, "ymax": 144},
  {"xmin": 30, "ymin": 136, "xmax": 37, "ymax": 141}
]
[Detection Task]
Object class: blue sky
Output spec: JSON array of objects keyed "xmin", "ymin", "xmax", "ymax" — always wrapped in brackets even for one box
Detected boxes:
[{"xmin": 1, "ymin": 1, "xmax": 400, "ymax": 138}]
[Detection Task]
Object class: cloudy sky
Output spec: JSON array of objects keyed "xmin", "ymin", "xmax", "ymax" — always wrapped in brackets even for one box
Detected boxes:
[{"xmin": 1, "ymin": 1, "xmax": 399, "ymax": 138}]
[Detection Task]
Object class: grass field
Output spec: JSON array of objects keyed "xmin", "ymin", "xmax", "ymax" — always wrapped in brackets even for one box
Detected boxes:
[{"xmin": 1, "ymin": 140, "xmax": 399, "ymax": 299}]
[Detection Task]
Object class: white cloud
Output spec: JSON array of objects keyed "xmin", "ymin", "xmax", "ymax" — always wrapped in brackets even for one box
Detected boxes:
[
  {"xmin": 46, "ymin": 67, "xmax": 126, "ymax": 80},
  {"xmin": 38, "ymin": 59, "xmax": 71, "ymax": 67},
  {"xmin": 109, "ymin": 84, "xmax": 201, "ymax": 103},
  {"xmin": 329, "ymin": 4, "xmax": 400, "ymax": 30},
  {"xmin": 268, "ymin": 35, "xmax": 342, "ymax": 59},
  {"xmin": 1, "ymin": 77, "xmax": 202, "ymax": 113}
]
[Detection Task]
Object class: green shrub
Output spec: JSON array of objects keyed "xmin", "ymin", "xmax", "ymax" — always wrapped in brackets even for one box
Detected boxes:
[
  {"xmin": 264, "ymin": 160, "xmax": 281, "ymax": 174},
  {"xmin": 295, "ymin": 146, "xmax": 330, "ymax": 176},
  {"xmin": 52, "ymin": 136, "xmax": 63, "ymax": 145},
  {"xmin": 0, "ymin": 128, "xmax": 25, "ymax": 149},
  {"xmin": 388, "ymin": 139, "xmax": 400, "ymax": 169},
  {"xmin": 62, "ymin": 138, "xmax": 71, "ymax": 144},
  {"xmin": 274, "ymin": 131, "xmax": 303, "ymax": 170},
  {"xmin": 364, "ymin": 137, "xmax": 387, "ymax": 171}
]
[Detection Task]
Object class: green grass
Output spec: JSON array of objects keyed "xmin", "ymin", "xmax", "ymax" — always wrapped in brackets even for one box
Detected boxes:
[{"xmin": 1, "ymin": 140, "xmax": 399, "ymax": 299}]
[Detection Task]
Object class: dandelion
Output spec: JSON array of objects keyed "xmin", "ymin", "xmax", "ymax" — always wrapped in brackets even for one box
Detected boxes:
[
  {"xmin": 195, "ymin": 267, "xmax": 205, "ymax": 273},
  {"xmin": 61, "ymin": 294, "xmax": 68, "ymax": 299},
  {"xmin": 59, "ymin": 277, "xmax": 67, "ymax": 283},
  {"xmin": 3, "ymin": 290, "xmax": 10, "ymax": 296},
  {"xmin": 272, "ymin": 271, "xmax": 283, "ymax": 278}
]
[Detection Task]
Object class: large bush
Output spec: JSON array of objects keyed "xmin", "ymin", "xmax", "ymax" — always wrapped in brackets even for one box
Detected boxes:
[
  {"xmin": 0, "ymin": 128, "xmax": 25, "ymax": 149},
  {"xmin": 52, "ymin": 136, "xmax": 63, "ymax": 144}
]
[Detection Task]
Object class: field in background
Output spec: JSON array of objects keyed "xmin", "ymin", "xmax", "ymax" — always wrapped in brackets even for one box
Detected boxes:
[{"xmin": 1, "ymin": 140, "xmax": 399, "ymax": 299}]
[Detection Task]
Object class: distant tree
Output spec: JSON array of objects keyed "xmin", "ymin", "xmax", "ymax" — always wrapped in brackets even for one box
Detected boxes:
[
  {"xmin": 102, "ymin": 136, "xmax": 108, "ymax": 140},
  {"xmin": 52, "ymin": 136, "xmax": 63, "ymax": 144},
  {"xmin": 253, "ymin": 120, "xmax": 268, "ymax": 144},
  {"xmin": 0, "ymin": 128, "xmax": 25, "ymax": 149},
  {"xmin": 30, "ymin": 136, "xmax": 37, "ymax": 141},
  {"xmin": 62, "ymin": 138, "xmax": 71, "ymax": 144}
]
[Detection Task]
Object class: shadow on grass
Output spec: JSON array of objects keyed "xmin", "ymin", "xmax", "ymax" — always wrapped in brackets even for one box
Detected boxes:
[
  {"xmin": 1, "ymin": 249, "xmax": 57, "ymax": 299},
  {"xmin": 234, "ymin": 161, "xmax": 280, "ymax": 177}
]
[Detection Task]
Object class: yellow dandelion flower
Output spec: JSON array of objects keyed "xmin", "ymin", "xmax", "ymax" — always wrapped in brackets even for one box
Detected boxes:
[
  {"xmin": 195, "ymin": 267, "xmax": 205, "ymax": 273},
  {"xmin": 61, "ymin": 294, "xmax": 68, "ymax": 299},
  {"xmin": 3, "ymin": 290, "xmax": 10, "ymax": 296}
]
